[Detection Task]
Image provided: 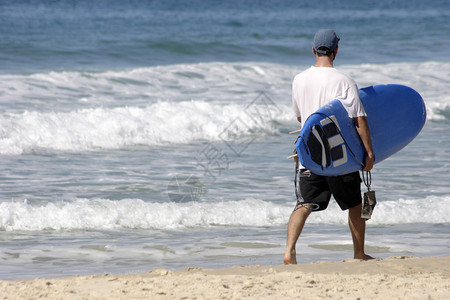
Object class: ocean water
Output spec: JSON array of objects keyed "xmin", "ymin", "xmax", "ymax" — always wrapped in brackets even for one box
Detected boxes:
[{"xmin": 1, "ymin": 0, "xmax": 449, "ymax": 280}]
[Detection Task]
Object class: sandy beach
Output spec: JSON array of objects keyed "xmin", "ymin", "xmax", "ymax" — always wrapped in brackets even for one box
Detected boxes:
[{"xmin": 1, "ymin": 256, "xmax": 448, "ymax": 299}]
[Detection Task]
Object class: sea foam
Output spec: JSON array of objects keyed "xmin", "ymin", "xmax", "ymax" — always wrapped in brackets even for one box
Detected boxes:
[
  {"xmin": 0, "ymin": 101, "xmax": 293, "ymax": 155},
  {"xmin": 0, "ymin": 61, "xmax": 448, "ymax": 155},
  {"xmin": 1, "ymin": 196, "xmax": 448, "ymax": 231}
]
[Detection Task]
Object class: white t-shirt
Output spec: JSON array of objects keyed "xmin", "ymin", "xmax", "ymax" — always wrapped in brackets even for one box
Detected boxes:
[{"xmin": 292, "ymin": 66, "xmax": 366, "ymax": 124}]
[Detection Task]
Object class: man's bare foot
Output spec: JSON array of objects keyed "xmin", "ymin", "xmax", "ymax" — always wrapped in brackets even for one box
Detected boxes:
[
  {"xmin": 283, "ymin": 249, "xmax": 297, "ymax": 264},
  {"xmin": 354, "ymin": 253, "xmax": 375, "ymax": 260}
]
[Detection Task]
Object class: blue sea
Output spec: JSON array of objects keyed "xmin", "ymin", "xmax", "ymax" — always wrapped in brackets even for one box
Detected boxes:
[{"xmin": 0, "ymin": 0, "xmax": 449, "ymax": 280}]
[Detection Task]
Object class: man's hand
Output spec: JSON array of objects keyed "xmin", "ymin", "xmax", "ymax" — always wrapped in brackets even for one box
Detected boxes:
[
  {"xmin": 363, "ymin": 152, "xmax": 375, "ymax": 172},
  {"xmin": 354, "ymin": 116, "xmax": 375, "ymax": 172}
]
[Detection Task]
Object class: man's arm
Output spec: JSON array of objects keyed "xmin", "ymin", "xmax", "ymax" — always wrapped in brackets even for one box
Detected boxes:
[{"xmin": 354, "ymin": 116, "xmax": 374, "ymax": 172}]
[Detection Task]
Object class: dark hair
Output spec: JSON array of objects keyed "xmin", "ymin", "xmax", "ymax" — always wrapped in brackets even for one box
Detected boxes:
[{"xmin": 317, "ymin": 47, "xmax": 333, "ymax": 57}]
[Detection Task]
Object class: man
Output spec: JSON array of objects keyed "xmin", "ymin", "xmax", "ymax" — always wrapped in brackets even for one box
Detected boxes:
[{"xmin": 284, "ymin": 29, "xmax": 375, "ymax": 264}]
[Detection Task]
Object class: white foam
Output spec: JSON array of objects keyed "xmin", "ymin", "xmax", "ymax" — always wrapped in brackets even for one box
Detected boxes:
[
  {"xmin": 0, "ymin": 198, "xmax": 288, "ymax": 231},
  {"xmin": 307, "ymin": 195, "xmax": 450, "ymax": 225},
  {"xmin": 0, "ymin": 62, "xmax": 293, "ymax": 110},
  {"xmin": 0, "ymin": 101, "xmax": 293, "ymax": 154},
  {"xmin": 2, "ymin": 61, "xmax": 448, "ymax": 115},
  {"xmin": 0, "ymin": 61, "xmax": 448, "ymax": 155},
  {"xmin": 1, "ymin": 196, "xmax": 448, "ymax": 231},
  {"xmin": 424, "ymin": 95, "xmax": 450, "ymax": 121}
]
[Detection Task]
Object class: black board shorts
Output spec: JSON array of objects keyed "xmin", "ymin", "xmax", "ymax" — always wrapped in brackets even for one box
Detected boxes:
[{"xmin": 296, "ymin": 170, "xmax": 362, "ymax": 211}]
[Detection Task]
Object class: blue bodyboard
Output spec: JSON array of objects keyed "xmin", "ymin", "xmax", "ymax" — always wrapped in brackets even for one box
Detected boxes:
[{"xmin": 295, "ymin": 84, "xmax": 426, "ymax": 176}]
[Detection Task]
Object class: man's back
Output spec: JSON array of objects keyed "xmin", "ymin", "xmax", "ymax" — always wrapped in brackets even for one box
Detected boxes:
[{"xmin": 292, "ymin": 66, "xmax": 365, "ymax": 124}]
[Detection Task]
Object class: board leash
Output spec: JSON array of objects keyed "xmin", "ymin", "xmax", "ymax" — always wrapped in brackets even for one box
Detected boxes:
[{"xmin": 362, "ymin": 170, "xmax": 372, "ymax": 190}]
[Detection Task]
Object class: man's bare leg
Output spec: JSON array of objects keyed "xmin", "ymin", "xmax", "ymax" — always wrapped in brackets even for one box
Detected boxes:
[
  {"xmin": 348, "ymin": 204, "xmax": 374, "ymax": 260},
  {"xmin": 284, "ymin": 206, "xmax": 312, "ymax": 264}
]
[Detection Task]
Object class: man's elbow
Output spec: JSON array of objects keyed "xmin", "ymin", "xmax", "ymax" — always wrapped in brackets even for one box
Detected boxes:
[{"xmin": 353, "ymin": 116, "xmax": 368, "ymax": 128}]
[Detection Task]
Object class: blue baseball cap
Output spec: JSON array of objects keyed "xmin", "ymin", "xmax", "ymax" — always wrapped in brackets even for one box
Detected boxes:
[{"xmin": 313, "ymin": 29, "xmax": 340, "ymax": 54}]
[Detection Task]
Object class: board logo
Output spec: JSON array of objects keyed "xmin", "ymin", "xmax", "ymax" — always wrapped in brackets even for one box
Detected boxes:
[{"xmin": 307, "ymin": 115, "xmax": 348, "ymax": 168}]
